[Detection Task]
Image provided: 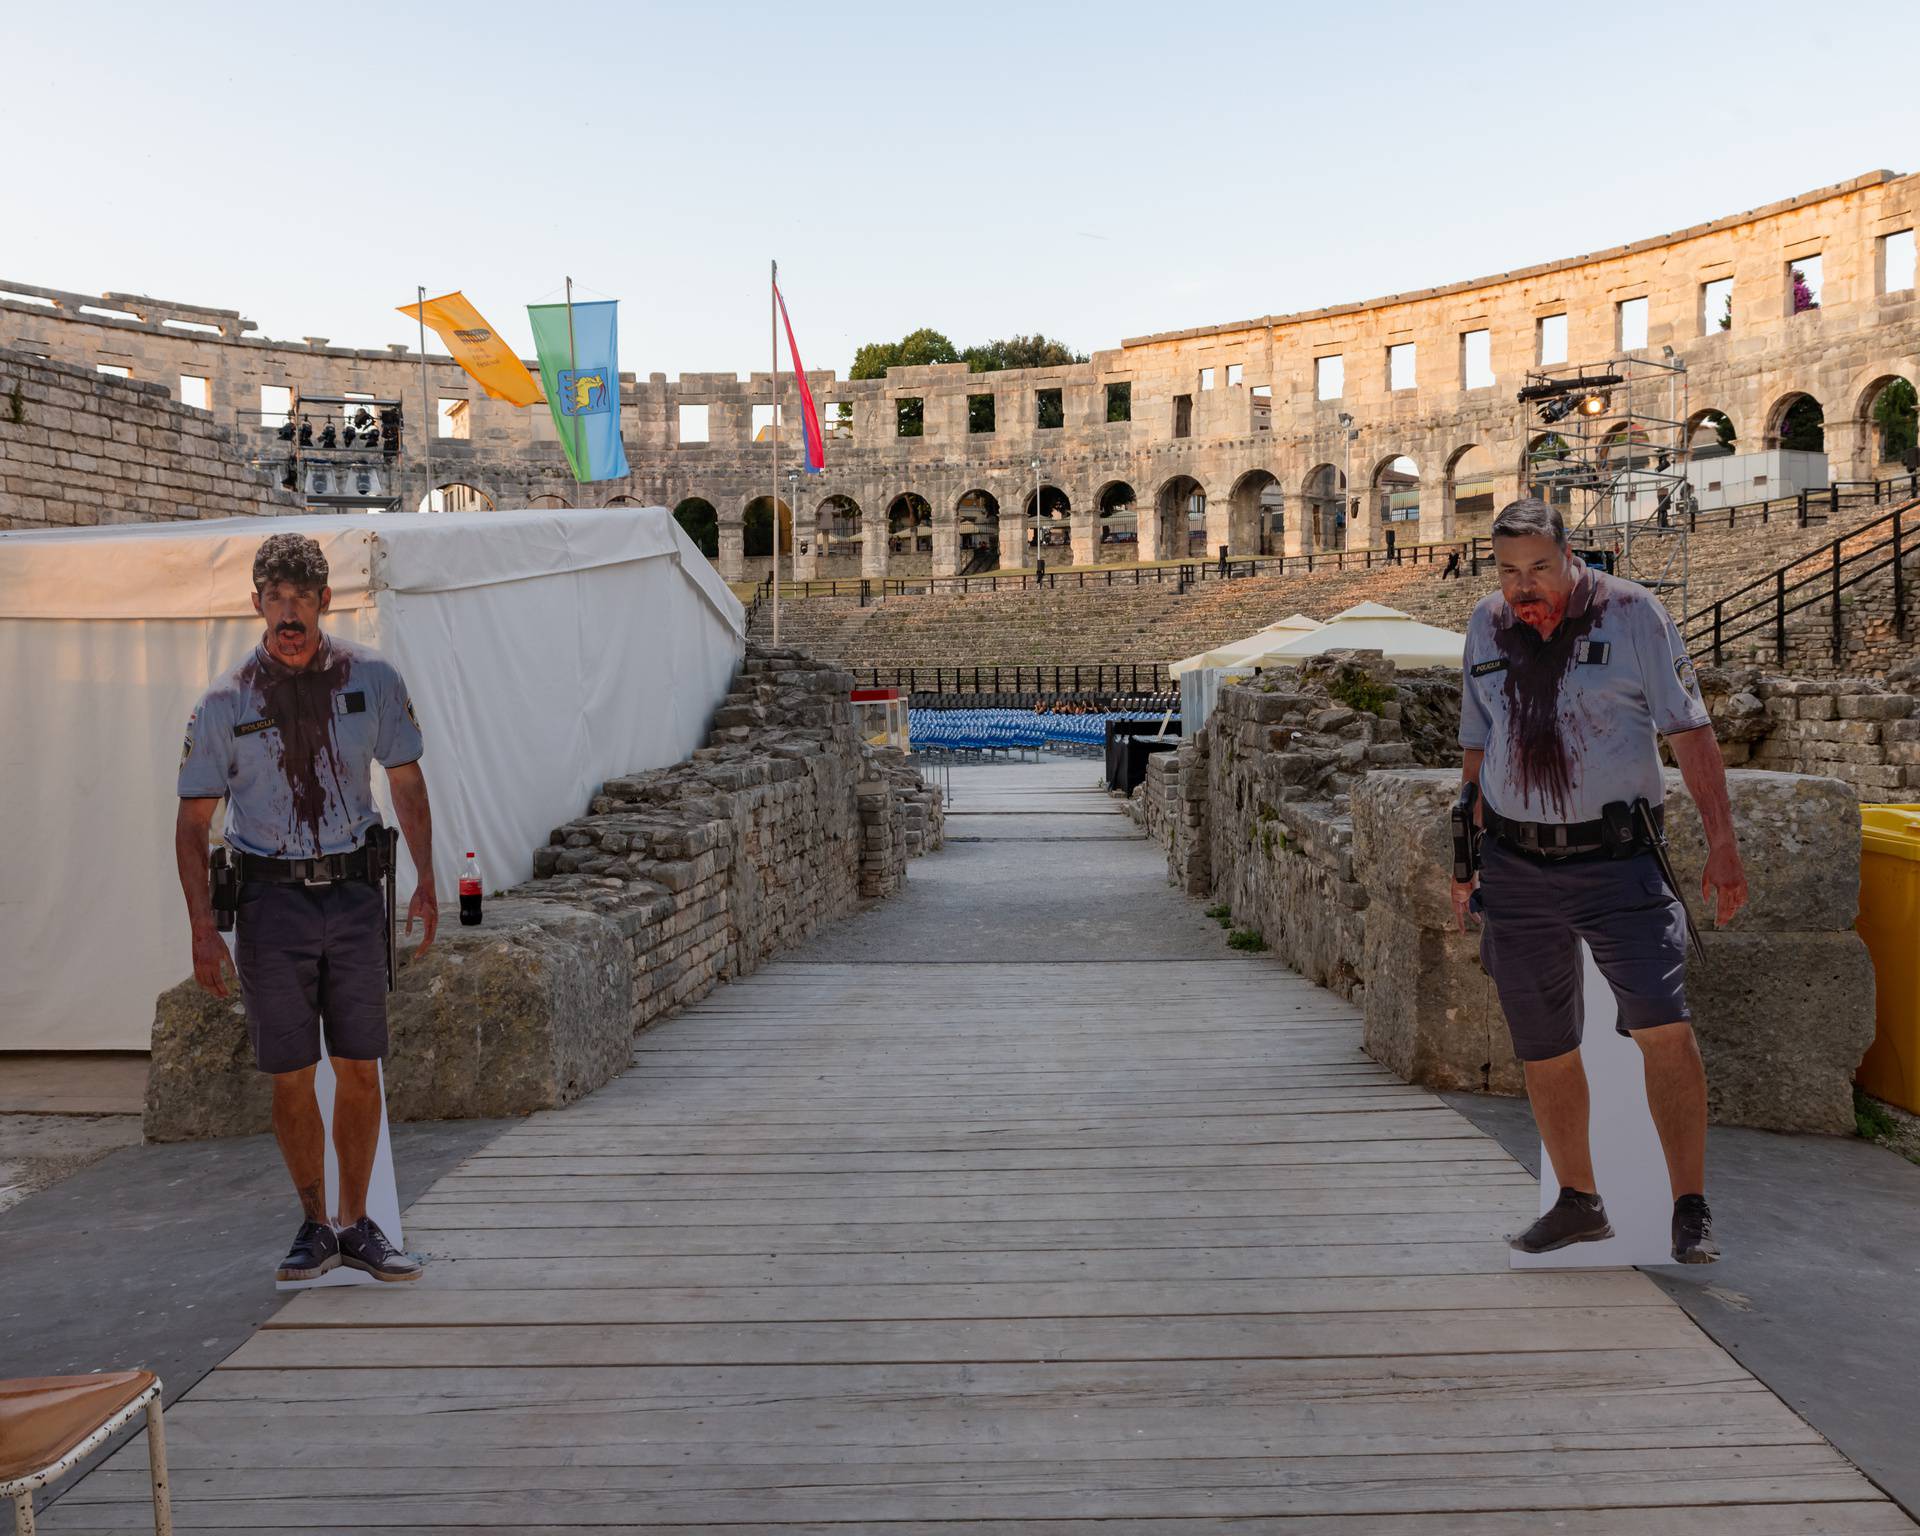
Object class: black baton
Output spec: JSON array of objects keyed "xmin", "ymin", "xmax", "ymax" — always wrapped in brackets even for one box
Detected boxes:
[
  {"xmin": 381, "ymin": 826, "xmax": 398, "ymax": 993},
  {"xmin": 1635, "ymin": 799, "xmax": 1707, "ymax": 964}
]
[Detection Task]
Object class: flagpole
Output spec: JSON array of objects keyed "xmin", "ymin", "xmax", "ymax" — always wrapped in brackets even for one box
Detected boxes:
[
  {"xmin": 415, "ymin": 286, "xmax": 435, "ymax": 510},
  {"xmin": 564, "ymin": 276, "xmax": 581, "ymax": 483},
  {"xmin": 771, "ymin": 259, "xmax": 781, "ymax": 647}
]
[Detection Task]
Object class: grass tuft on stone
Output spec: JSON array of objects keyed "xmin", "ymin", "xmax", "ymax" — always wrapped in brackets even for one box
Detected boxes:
[{"xmin": 1227, "ymin": 927, "xmax": 1269, "ymax": 953}]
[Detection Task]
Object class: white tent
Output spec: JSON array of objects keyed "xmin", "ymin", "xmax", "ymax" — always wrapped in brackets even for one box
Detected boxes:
[
  {"xmin": 1248, "ymin": 600, "xmax": 1466, "ymax": 669},
  {"xmin": 1170, "ymin": 613, "xmax": 1323, "ymax": 677},
  {"xmin": 0, "ymin": 507, "xmax": 745, "ymax": 1050}
]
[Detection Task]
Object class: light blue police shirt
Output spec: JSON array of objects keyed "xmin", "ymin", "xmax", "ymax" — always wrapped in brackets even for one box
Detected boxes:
[
  {"xmin": 177, "ymin": 633, "xmax": 423, "ymax": 859},
  {"xmin": 1459, "ymin": 563, "xmax": 1711, "ymax": 825}
]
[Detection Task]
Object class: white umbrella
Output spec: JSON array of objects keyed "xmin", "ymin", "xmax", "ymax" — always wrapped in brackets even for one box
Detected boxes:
[
  {"xmin": 1244, "ymin": 600, "xmax": 1465, "ymax": 670},
  {"xmin": 1170, "ymin": 613, "xmax": 1323, "ymax": 677}
]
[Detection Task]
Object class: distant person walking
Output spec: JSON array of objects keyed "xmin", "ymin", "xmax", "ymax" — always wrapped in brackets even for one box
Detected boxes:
[
  {"xmin": 1441, "ymin": 549, "xmax": 1461, "ymax": 580},
  {"xmin": 1385, "ymin": 526, "xmax": 1399, "ymax": 564}
]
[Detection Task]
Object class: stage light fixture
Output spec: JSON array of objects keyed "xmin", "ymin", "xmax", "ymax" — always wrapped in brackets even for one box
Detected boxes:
[
  {"xmin": 277, "ymin": 420, "xmax": 295, "ymax": 441},
  {"xmin": 351, "ymin": 407, "xmax": 373, "ymax": 429},
  {"xmin": 341, "ymin": 425, "xmax": 357, "ymax": 448},
  {"xmin": 319, "ymin": 423, "xmax": 338, "ymax": 449},
  {"xmin": 297, "ymin": 417, "xmax": 313, "ymax": 447},
  {"xmin": 1538, "ymin": 396, "xmax": 1576, "ymax": 425},
  {"xmin": 1578, "ymin": 390, "xmax": 1610, "ymax": 416}
]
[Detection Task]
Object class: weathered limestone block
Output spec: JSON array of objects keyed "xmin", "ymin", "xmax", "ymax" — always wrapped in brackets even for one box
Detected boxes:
[
  {"xmin": 144, "ymin": 898, "xmax": 631, "ymax": 1142},
  {"xmin": 1657, "ymin": 768, "xmax": 1859, "ymax": 932},
  {"xmin": 1362, "ymin": 906, "xmax": 1524, "ymax": 1096},
  {"xmin": 1689, "ymin": 931, "xmax": 1876, "ymax": 1132}
]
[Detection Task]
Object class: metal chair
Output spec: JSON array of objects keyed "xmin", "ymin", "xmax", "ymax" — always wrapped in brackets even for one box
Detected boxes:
[{"xmin": 0, "ymin": 1371, "xmax": 170, "ymax": 1534}]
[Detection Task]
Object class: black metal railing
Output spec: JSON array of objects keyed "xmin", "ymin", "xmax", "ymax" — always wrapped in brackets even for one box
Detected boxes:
[
  {"xmin": 855, "ymin": 662, "xmax": 1175, "ymax": 695},
  {"xmin": 1683, "ymin": 493, "xmax": 1920, "ymax": 666}
]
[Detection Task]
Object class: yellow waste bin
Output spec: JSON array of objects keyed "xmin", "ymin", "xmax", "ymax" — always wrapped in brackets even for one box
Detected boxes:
[{"xmin": 1856, "ymin": 804, "xmax": 1920, "ymax": 1113}]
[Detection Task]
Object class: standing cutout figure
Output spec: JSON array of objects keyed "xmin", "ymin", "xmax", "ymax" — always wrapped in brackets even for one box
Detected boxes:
[
  {"xmin": 175, "ymin": 533, "xmax": 438, "ymax": 1283},
  {"xmin": 1451, "ymin": 498, "xmax": 1747, "ymax": 1263}
]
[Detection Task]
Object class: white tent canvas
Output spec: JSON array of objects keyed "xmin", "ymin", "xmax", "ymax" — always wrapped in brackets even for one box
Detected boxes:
[
  {"xmin": 1170, "ymin": 613, "xmax": 1323, "ymax": 677},
  {"xmin": 0, "ymin": 507, "xmax": 745, "ymax": 1050},
  {"xmin": 1247, "ymin": 600, "xmax": 1466, "ymax": 670}
]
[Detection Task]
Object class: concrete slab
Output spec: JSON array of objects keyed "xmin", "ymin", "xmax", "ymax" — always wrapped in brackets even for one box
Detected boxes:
[{"xmin": 1445, "ymin": 1089, "xmax": 1920, "ymax": 1518}]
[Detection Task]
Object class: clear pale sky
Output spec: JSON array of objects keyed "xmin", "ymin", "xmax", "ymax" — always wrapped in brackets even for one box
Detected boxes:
[{"xmin": 6, "ymin": 1, "xmax": 1916, "ymax": 380}]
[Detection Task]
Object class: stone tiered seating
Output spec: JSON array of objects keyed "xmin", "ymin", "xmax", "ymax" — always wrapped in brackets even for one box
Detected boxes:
[{"xmin": 751, "ymin": 498, "xmax": 1904, "ymax": 677}]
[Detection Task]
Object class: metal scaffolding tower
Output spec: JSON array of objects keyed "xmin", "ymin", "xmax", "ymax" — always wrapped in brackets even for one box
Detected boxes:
[{"xmin": 1518, "ymin": 351, "xmax": 1693, "ymax": 615}]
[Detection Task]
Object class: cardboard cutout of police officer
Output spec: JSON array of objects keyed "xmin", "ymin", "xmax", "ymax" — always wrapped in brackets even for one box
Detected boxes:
[
  {"xmin": 1453, "ymin": 498, "xmax": 1748, "ymax": 1264},
  {"xmin": 174, "ymin": 533, "xmax": 438, "ymax": 1284}
]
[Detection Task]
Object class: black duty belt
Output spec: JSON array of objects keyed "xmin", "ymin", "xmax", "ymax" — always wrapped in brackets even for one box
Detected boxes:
[
  {"xmin": 1486, "ymin": 804, "xmax": 1663, "ymax": 861},
  {"xmin": 239, "ymin": 845, "xmax": 377, "ymax": 886}
]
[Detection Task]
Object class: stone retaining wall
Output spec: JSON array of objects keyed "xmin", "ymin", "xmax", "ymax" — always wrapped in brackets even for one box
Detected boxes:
[
  {"xmin": 1703, "ymin": 668, "xmax": 1920, "ymax": 801},
  {"xmin": 0, "ymin": 346, "xmax": 298, "ymax": 529},
  {"xmin": 1160, "ymin": 653, "xmax": 1875, "ymax": 1132},
  {"xmin": 145, "ymin": 644, "xmax": 942, "ymax": 1141}
]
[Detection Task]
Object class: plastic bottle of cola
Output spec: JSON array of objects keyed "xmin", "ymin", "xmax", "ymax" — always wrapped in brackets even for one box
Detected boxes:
[{"xmin": 459, "ymin": 852, "xmax": 483, "ymax": 927}]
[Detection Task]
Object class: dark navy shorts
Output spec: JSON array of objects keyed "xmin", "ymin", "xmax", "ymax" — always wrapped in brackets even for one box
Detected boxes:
[
  {"xmin": 1476, "ymin": 837, "xmax": 1691, "ymax": 1062},
  {"xmin": 235, "ymin": 880, "xmax": 389, "ymax": 1075}
]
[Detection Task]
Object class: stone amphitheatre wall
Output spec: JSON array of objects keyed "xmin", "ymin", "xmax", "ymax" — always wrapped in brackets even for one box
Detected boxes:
[
  {"xmin": 5, "ymin": 170, "xmax": 1917, "ymax": 575},
  {"xmin": 0, "ymin": 347, "xmax": 298, "ymax": 529}
]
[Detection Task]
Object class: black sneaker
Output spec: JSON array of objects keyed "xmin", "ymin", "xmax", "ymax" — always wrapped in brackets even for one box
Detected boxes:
[
  {"xmin": 1508, "ymin": 1188, "xmax": 1615, "ymax": 1254},
  {"xmin": 276, "ymin": 1219, "xmax": 341, "ymax": 1282},
  {"xmin": 337, "ymin": 1216, "xmax": 423, "ymax": 1282},
  {"xmin": 1672, "ymin": 1193, "xmax": 1720, "ymax": 1264}
]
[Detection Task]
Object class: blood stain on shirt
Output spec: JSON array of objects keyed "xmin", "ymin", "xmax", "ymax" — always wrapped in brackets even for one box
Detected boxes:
[
  {"xmin": 1495, "ymin": 594, "xmax": 1608, "ymax": 820},
  {"xmin": 239, "ymin": 648, "xmax": 355, "ymax": 852}
]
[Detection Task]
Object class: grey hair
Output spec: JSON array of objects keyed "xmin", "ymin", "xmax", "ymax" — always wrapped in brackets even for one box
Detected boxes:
[{"xmin": 1489, "ymin": 496, "xmax": 1567, "ymax": 548}]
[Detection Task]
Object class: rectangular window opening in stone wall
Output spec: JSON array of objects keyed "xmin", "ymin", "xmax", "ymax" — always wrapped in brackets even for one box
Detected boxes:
[
  {"xmin": 823, "ymin": 400, "xmax": 852, "ymax": 439},
  {"xmin": 678, "ymin": 403, "xmax": 709, "ymax": 444},
  {"xmin": 259, "ymin": 384, "xmax": 292, "ymax": 430},
  {"xmin": 1701, "ymin": 277, "xmax": 1733, "ymax": 336},
  {"xmin": 1199, "ymin": 366, "xmax": 1215, "ymax": 392},
  {"xmin": 1315, "ymin": 355, "xmax": 1344, "ymax": 401},
  {"xmin": 1461, "ymin": 329, "xmax": 1492, "ymax": 390},
  {"xmin": 1538, "ymin": 313, "xmax": 1567, "ymax": 366},
  {"xmin": 179, "ymin": 374, "xmax": 210, "ymax": 411},
  {"xmin": 750, "ymin": 402, "xmax": 784, "ymax": 442},
  {"xmin": 1388, "ymin": 342, "xmax": 1416, "ymax": 392},
  {"xmin": 1617, "ymin": 296, "xmax": 1649, "ymax": 352},
  {"xmin": 1227, "ymin": 363, "xmax": 1243, "ymax": 387},
  {"xmin": 967, "ymin": 392, "xmax": 995, "ymax": 433},
  {"xmin": 1036, "ymin": 388, "xmax": 1063, "ymax": 429},
  {"xmin": 96, "ymin": 363, "xmax": 130, "ymax": 379},
  {"xmin": 436, "ymin": 398, "xmax": 470, "ymax": 440},
  {"xmin": 1105, "ymin": 381, "xmax": 1131, "ymax": 422},
  {"xmin": 1883, "ymin": 229, "xmax": 1916, "ymax": 295},
  {"xmin": 895, "ymin": 396, "xmax": 923, "ymax": 437},
  {"xmin": 1788, "ymin": 254, "xmax": 1823, "ymax": 315},
  {"xmin": 1251, "ymin": 383, "xmax": 1271, "ymax": 430},
  {"xmin": 1173, "ymin": 393, "xmax": 1192, "ymax": 438}
]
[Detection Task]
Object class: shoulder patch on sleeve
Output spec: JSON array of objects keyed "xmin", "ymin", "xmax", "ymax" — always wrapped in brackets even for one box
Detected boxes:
[
  {"xmin": 1676, "ymin": 655, "xmax": 1700, "ymax": 696},
  {"xmin": 181, "ymin": 719, "xmax": 195, "ymax": 767},
  {"xmin": 405, "ymin": 696, "xmax": 420, "ymax": 730}
]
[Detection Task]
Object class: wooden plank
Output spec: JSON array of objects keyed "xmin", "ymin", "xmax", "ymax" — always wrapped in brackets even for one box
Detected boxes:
[
  {"xmin": 223, "ymin": 1306, "xmax": 1707, "ymax": 1369},
  {"xmin": 269, "ymin": 1271, "xmax": 1668, "ymax": 1329}
]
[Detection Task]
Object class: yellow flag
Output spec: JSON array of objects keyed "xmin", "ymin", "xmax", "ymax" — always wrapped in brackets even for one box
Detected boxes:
[{"xmin": 396, "ymin": 291, "xmax": 544, "ymax": 407}]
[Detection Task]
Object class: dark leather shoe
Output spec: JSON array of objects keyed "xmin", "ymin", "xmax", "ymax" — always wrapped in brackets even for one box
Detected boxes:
[
  {"xmin": 1672, "ymin": 1193, "xmax": 1720, "ymax": 1264},
  {"xmin": 337, "ymin": 1216, "xmax": 422, "ymax": 1282},
  {"xmin": 1508, "ymin": 1188, "xmax": 1614, "ymax": 1254},
  {"xmin": 276, "ymin": 1219, "xmax": 341, "ymax": 1281}
]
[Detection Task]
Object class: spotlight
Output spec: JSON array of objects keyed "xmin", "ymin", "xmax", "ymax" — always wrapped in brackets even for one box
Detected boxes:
[
  {"xmin": 277, "ymin": 419, "xmax": 295, "ymax": 441},
  {"xmin": 297, "ymin": 417, "xmax": 313, "ymax": 447},
  {"xmin": 362, "ymin": 426, "xmax": 381, "ymax": 451},
  {"xmin": 319, "ymin": 423, "xmax": 338, "ymax": 449},
  {"xmin": 341, "ymin": 425, "xmax": 357, "ymax": 448},
  {"xmin": 1538, "ymin": 396, "xmax": 1576, "ymax": 425},
  {"xmin": 1578, "ymin": 390, "xmax": 1610, "ymax": 416},
  {"xmin": 351, "ymin": 406, "xmax": 373, "ymax": 429}
]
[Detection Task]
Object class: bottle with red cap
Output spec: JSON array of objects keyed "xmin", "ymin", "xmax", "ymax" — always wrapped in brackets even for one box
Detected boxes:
[{"xmin": 459, "ymin": 852, "xmax": 483, "ymax": 926}]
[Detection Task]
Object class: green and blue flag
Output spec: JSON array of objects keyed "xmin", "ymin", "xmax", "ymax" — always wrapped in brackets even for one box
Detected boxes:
[{"xmin": 527, "ymin": 299, "xmax": 629, "ymax": 482}]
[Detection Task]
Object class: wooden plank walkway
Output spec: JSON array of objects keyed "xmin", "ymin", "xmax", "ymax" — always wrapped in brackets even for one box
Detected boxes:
[{"xmin": 44, "ymin": 763, "xmax": 1915, "ymax": 1532}]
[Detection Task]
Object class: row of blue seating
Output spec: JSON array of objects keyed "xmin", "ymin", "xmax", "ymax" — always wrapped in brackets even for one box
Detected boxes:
[{"xmin": 908, "ymin": 708, "xmax": 1166, "ymax": 760}]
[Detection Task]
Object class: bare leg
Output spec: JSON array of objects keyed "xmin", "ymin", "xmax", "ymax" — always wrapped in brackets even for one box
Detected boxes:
[
  {"xmin": 1524, "ymin": 1048, "xmax": 1597, "ymax": 1194},
  {"xmin": 331, "ymin": 1057, "xmax": 384, "ymax": 1226},
  {"xmin": 270, "ymin": 1066, "xmax": 327, "ymax": 1222},
  {"xmin": 1633, "ymin": 1021, "xmax": 1708, "ymax": 1199}
]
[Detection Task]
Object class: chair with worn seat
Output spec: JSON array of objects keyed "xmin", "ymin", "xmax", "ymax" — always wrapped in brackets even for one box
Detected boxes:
[{"xmin": 0, "ymin": 1371, "xmax": 170, "ymax": 1535}]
